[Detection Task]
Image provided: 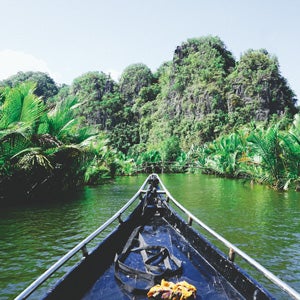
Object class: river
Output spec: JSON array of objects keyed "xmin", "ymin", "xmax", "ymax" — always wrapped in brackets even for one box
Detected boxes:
[{"xmin": 1, "ymin": 174, "xmax": 299, "ymax": 299}]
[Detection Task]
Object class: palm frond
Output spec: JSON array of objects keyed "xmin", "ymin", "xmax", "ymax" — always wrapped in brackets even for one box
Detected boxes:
[
  {"xmin": 12, "ymin": 148, "xmax": 53, "ymax": 171},
  {"xmin": 19, "ymin": 85, "xmax": 45, "ymax": 124},
  {"xmin": 247, "ymin": 125, "xmax": 285, "ymax": 188},
  {"xmin": 0, "ymin": 82, "xmax": 45, "ymax": 131},
  {"xmin": 0, "ymin": 131, "xmax": 31, "ymax": 160},
  {"xmin": 47, "ymin": 97, "xmax": 79, "ymax": 139},
  {"xmin": 0, "ymin": 87, "xmax": 22, "ymax": 129}
]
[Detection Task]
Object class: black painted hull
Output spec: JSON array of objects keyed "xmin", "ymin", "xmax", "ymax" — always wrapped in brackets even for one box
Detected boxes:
[{"xmin": 43, "ymin": 200, "xmax": 273, "ymax": 300}]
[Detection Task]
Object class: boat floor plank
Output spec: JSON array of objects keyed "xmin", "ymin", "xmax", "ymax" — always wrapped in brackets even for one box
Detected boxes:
[{"xmin": 82, "ymin": 215, "xmax": 244, "ymax": 300}]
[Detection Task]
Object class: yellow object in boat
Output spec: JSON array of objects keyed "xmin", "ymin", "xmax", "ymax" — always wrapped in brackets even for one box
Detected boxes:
[{"xmin": 147, "ymin": 279, "xmax": 197, "ymax": 300}]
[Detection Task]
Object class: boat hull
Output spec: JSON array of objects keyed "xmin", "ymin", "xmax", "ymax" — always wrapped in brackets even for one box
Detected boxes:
[{"xmin": 43, "ymin": 201, "xmax": 272, "ymax": 300}]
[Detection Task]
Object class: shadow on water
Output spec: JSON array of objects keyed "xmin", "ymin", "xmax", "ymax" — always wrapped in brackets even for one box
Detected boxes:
[{"xmin": 1, "ymin": 173, "xmax": 299, "ymax": 299}]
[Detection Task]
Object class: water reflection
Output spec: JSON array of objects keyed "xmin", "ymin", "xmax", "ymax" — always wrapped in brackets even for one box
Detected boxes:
[
  {"xmin": 160, "ymin": 173, "xmax": 300, "ymax": 297},
  {"xmin": 0, "ymin": 174, "xmax": 299, "ymax": 299}
]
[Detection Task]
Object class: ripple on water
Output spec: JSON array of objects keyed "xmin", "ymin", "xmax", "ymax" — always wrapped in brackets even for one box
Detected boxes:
[{"xmin": 1, "ymin": 174, "xmax": 299, "ymax": 299}]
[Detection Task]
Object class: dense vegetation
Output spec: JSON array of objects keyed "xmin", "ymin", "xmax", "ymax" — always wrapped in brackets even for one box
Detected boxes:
[{"xmin": 0, "ymin": 36, "xmax": 299, "ymax": 202}]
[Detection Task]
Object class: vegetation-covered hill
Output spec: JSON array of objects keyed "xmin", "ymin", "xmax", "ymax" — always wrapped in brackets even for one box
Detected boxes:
[
  {"xmin": 136, "ymin": 37, "xmax": 297, "ymax": 150},
  {"xmin": 0, "ymin": 36, "xmax": 299, "ymax": 201},
  {"xmin": 0, "ymin": 71, "xmax": 59, "ymax": 100}
]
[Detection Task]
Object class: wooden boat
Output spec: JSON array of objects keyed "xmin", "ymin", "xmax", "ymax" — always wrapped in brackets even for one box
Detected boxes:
[{"xmin": 16, "ymin": 174, "xmax": 300, "ymax": 300}]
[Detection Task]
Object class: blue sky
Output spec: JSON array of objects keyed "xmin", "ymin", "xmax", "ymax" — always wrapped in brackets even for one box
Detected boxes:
[{"xmin": 0, "ymin": 0, "xmax": 299, "ymax": 101}]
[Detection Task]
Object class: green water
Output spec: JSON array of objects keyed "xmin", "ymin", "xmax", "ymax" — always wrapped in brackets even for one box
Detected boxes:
[{"xmin": 1, "ymin": 174, "xmax": 299, "ymax": 299}]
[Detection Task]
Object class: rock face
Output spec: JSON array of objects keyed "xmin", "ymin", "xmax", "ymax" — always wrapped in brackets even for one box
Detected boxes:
[
  {"xmin": 139, "ymin": 37, "xmax": 298, "ymax": 147},
  {"xmin": 226, "ymin": 49, "xmax": 297, "ymax": 121},
  {"xmin": 163, "ymin": 36, "xmax": 235, "ymax": 120},
  {"xmin": 119, "ymin": 63, "xmax": 154, "ymax": 105},
  {"xmin": 70, "ymin": 71, "xmax": 121, "ymax": 128},
  {"xmin": 39, "ymin": 37, "xmax": 297, "ymax": 153},
  {"xmin": 162, "ymin": 39, "xmax": 296, "ymax": 123}
]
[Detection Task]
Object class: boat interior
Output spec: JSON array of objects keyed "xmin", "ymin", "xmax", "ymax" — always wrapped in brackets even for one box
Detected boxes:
[{"xmin": 43, "ymin": 197, "xmax": 272, "ymax": 300}]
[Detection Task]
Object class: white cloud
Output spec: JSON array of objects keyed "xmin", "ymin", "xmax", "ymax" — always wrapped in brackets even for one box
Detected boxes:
[{"xmin": 0, "ymin": 49, "xmax": 61, "ymax": 82}]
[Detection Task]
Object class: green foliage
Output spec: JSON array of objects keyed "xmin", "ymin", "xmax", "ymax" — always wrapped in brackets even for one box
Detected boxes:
[
  {"xmin": 0, "ymin": 82, "xmax": 45, "ymax": 133},
  {"xmin": 290, "ymin": 113, "xmax": 300, "ymax": 141},
  {"xmin": 70, "ymin": 72, "xmax": 119, "ymax": 127},
  {"xmin": 1, "ymin": 36, "xmax": 299, "ymax": 201},
  {"xmin": 280, "ymin": 113, "xmax": 300, "ymax": 188},
  {"xmin": 47, "ymin": 84, "xmax": 70, "ymax": 108},
  {"xmin": 191, "ymin": 114, "xmax": 300, "ymax": 191},
  {"xmin": 160, "ymin": 136, "xmax": 181, "ymax": 163},
  {"xmin": 0, "ymin": 82, "xmax": 123, "ymax": 201},
  {"xmin": 71, "ymin": 71, "xmax": 107, "ymax": 101},
  {"xmin": 197, "ymin": 119, "xmax": 300, "ymax": 190},
  {"xmin": 139, "ymin": 36, "xmax": 236, "ymax": 149},
  {"xmin": 46, "ymin": 96, "xmax": 81, "ymax": 142},
  {"xmin": 0, "ymin": 132, "xmax": 31, "ymax": 162},
  {"xmin": 226, "ymin": 49, "xmax": 297, "ymax": 120},
  {"xmin": 202, "ymin": 131, "xmax": 247, "ymax": 177},
  {"xmin": 135, "ymin": 149, "xmax": 162, "ymax": 173},
  {"xmin": 119, "ymin": 63, "xmax": 154, "ymax": 104},
  {"xmin": 14, "ymin": 148, "xmax": 53, "ymax": 172},
  {"xmin": 84, "ymin": 163, "xmax": 111, "ymax": 184},
  {"xmin": 246, "ymin": 125, "xmax": 285, "ymax": 188},
  {"xmin": 132, "ymin": 83, "xmax": 160, "ymax": 117},
  {"xmin": 0, "ymin": 71, "xmax": 59, "ymax": 101},
  {"xmin": 109, "ymin": 123, "xmax": 139, "ymax": 155}
]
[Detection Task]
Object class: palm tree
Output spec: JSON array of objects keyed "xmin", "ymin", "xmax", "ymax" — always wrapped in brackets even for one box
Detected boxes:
[
  {"xmin": 0, "ymin": 82, "xmax": 46, "ymax": 169},
  {"xmin": 280, "ymin": 113, "xmax": 300, "ymax": 189},
  {"xmin": 0, "ymin": 83, "xmax": 46, "ymax": 197},
  {"xmin": 45, "ymin": 96, "xmax": 79, "ymax": 141},
  {"xmin": 0, "ymin": 84, "xmax": 91, "ymax": 200},
  {"xmin": 204, "ymin": 132, "xmax": 246, "ymax": 177},
  {"xmin": 246, "ymin": 125, "xmax": 285, "ymax": 189},
  {"xmin": 0, "ymin": 82, "xmax": 45, "ymax": 134}
]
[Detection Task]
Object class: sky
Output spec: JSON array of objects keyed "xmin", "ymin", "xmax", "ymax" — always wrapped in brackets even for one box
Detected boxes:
[{"xmin": 0, "ymin": 0, "xmax": 299, "ymax": 101}]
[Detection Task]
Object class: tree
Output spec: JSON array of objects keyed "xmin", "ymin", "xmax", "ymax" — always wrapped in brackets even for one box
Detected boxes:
[
  {"xmin": 0, "ymin": 71, "xmax": 59, "ymax": 102},
  {"xmin": 246, "ymin": 125, "xmax": 285, "ymax": 189},
  {"xmin": 203, "ymin": 131, "xmax": 246, "ymax": 177},
  {"xmin": 39, "ymin": 96, "xmax": 86, "ymax": 143},
  {"xmin": 70, "ymin": 71, "xmax": 123, "ymax": 128},
  {"xmin": 119, "ymin": 63, "xmax": 154, "ymax": 105},
  {"xmin": 0, "ymin": 83, "xmax": 102, "ymax": 201},
  {"xmin": 227, "ymin": 49, "xmax": 297, "ymax": 121},
  {"xmin": 280, "ymin": 113, "xmax": 300, "ymax": 189},
  {"xmin": 141, "ymin": 36, "xmax": 236, "ymax": 150},
  {"xmin": 0, "ymin": 82, "xmax": 45, "ymax": 134}
]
